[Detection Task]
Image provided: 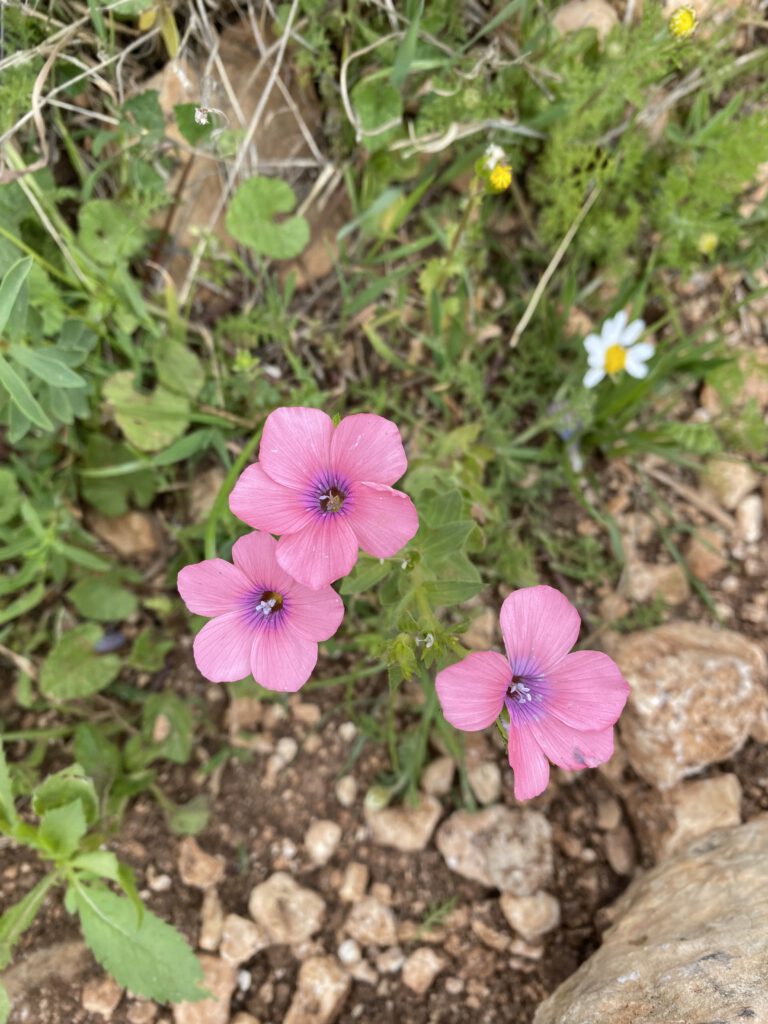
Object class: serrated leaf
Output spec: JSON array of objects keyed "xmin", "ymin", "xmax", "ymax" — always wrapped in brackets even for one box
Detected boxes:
[
  {"xmin": 73, "ymin": 883, "xmax": 206, "ymax": 1003},
  {"xmin": 103, "ymin": 371, "xmax": 189, "ymax": 452},
  {"xmin": 39, "ymin": 625, "xmax": 122, "ymax": 700},
  {"xmin": 9, "ymin": 347, "xmax": 86, "ymax": 388},
  {"xmin": 0, "ymin": 257, "xmax": 32, "ymax": 335},
  {"xmin": 32, "ymin": 765, "xmax": 99, "ymax": 825},
  {"xmin": 0, "ymin": 874, "xmax": 58, "ymax": 971},
  {"xmin": 0, "ymin": 353, "xmax": 53, "ymax": 430},
  {"xmin": 39, "ymin": 799, "xmax": 88, "ymax": 858},
  {"xmin": 225, "ymin": 177, "xmax": 310, "ymax": 260},
  {"xmin": 69, "ymin": 576, "xmax": 138, "ymax": 622}
]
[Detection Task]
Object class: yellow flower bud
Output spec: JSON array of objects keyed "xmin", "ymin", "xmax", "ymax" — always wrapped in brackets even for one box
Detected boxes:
[{"xmin": 668, "ymin": 5, "xmax": 697, "ymax": 38}]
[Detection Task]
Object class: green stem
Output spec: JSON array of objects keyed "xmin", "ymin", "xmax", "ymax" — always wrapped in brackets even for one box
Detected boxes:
[{"xmin": 203, "ymin": 429, "xmax": 263, "ymax": 559}]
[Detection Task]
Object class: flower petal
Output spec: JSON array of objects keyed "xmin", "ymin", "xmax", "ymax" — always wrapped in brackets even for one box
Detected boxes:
[
  {"xmin": 251, "ymin": 624, "xmax": 317, "ymax": 692},
  {"xmin": 547, "ymin": 650, "xmax": 630, "ymax": 731},
  {"xmin": 602, "ymin": 310, "xmax": 627, "ymax": 345},
  {"xmin": 507, "ymin": 721, "xmax": 550, "ymax": 801},
  {"xmin": 287, "ymin": 582, "xmax": 345, "ymax": 642},
  {"xmin": 192, "ymin": 611, "xmax": 253, "ymax": 683},
  {"xmin": 499, "ymin": 585, "xmax": 581, "ymax": 678},
  {"xmin": 347, "ymin": 481, "xmax": 419, "ymax": 558},
  {"xmin": 628, "ymin": 341, "xmax": 655, "ymax": 362},
  {"xmin": 276, "ymin": 516, "xmax": 360, "ymax": 589},
  {"xmin": 177, "ymin": 559, "xmax": 250, "ymax": 616},
  {"xmin": 624, "ymin": 354, "xmax": 650, "ymax": 379},
  {"xmin": 528, "ymin": 714, "xmax": 615, "ymax": 772},
  {"xmin": 259, "ymin": 407, "xmax": 334, "ymax": 490},
  {"xmin": 232, "ymin": 531, "xmax": 293, "ymax": 592},
  {"xmin": 436, "ymin": 651, "xmax": 511, "ymax": 731},
  {"xmin": 620, "ymin": 318, "xmax": 645, "ymax": 346},
  {"xmin": 331, "ymin": 413, "xmax": 409, "ymax": 486},
  {"xmin": 229, "ymin": 463, "xmax": 314, "ymax": 534},
  {"xmin": 583, "ymin": 365, "xmax": 605, "ymax": 389},
  {"xmin": 584, "ymin": 334, "xmax": 607, "ymax": 360}
]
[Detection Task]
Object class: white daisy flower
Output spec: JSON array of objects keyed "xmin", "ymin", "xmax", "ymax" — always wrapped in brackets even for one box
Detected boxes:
[{"xmin": 582, "ymin": 311, "xmax": 654, "ymax": 388}]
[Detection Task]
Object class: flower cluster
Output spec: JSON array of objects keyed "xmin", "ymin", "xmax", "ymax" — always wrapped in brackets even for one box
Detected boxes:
[
  {"xmin": 477, "ymin": 144, "xmax": 513, "ymax": 194},
  {"xmin": 178, "ymin": 408, "xmax": 419, "ymax": 692}
]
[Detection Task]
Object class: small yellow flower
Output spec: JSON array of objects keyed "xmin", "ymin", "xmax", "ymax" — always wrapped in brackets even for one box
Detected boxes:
[
  {"xmin": 668, "ymin": 4, "xmax": 697, "ymax": 38},
  {"xmin": 488, "ymin": 163, "xmax": 512, "ymax": 193},
  {"xmin": 697, "ymin": 231, "xmax": 719, "ymax": 256}
]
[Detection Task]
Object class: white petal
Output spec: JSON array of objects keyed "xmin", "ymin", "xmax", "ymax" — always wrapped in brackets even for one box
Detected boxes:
[
  {"xmin": 583, "ymin": 366, "xmax": 605, "ymax": 388},
  {"xmin": 628, "ymin": 341, "xmax": 655, "ymax": 362},
  {"xmin": 619, "ymin": 319, "xmax": 645, "ymax": 346},
  {"xmin": 625, "ymin": 353, "xmax": 650, "ymax": 379},
  {"xmin": 602, "ymin": 311, "xmax": 627, "ymax": 345},
  {"xmin": 584, "ymin": 334, "xmax": 606, "ymax": 360}
]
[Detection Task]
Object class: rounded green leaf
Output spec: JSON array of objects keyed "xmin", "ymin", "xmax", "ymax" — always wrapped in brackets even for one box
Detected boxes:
[
  {"xmin": 40, "ymin": 625, "xmax": 121, "ymax": 700},
  {"xmin": 103, "ymin": 371, "xmax": 190, "ymax": 453},
  {"xmin": 225, "ymin": 177, "xmax": 310, "ymax": 260},
  {"xmin": 68, "ymin": 577, "xmax": 139, "ymax": 622}
]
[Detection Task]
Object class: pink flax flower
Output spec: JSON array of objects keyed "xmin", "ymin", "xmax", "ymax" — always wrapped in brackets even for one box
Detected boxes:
[
  {"xmin": 229, "ymin": 407, "xmax": 419, "ymax": 590},
  {"xmin": 436, "ymin": 586, "xmax": 629, "ymax": 800},
  {"xmin": 177, "ymin": 531, "xmax": 344, "ymax": 691}
]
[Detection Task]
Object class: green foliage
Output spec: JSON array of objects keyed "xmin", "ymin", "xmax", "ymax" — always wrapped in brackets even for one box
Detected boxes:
[
  {"xmin": 69, "ymin": 576, "xmax": 139, "ymax": 621},
  {"xmin": 225, "ymin": 177, "xmax": 310, "ymax": 259},
  {"xmin": 39, "ymin": 625, "xmax": 122, "ymax": 700}
]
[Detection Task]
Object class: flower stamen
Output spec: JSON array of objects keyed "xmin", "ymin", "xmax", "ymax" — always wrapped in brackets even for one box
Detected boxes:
[
  {"xmin": 256, "ymin": 590, "xmax": 283, "ymax": 617},
  {"xmin": 319, "ymin": 486, "xmax": 346, "ymax": 513}
]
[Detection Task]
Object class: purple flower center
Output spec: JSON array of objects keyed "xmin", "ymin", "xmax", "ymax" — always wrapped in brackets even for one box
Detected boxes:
[
  {"xmin": 503, "ymin": 672, "xmax": 545, "ymax": 725},
  {"xmin": 308, "ymin": 473, "xmax": 352, "ymax": 516}
]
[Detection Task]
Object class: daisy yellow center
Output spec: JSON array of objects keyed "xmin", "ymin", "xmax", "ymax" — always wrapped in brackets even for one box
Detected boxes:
[
  {"xmin": 669, "ymin": 5, "xmax": 697, "ymax": 37},
  {"xmin": 604, "ymin": 344, "xmax": 627, "ymax": 374},
  {"xmin": 488, "ymin": 164, "xmax": 512, "ymax": 192}
]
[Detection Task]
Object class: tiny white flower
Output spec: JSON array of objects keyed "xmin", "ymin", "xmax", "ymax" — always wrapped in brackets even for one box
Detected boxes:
[
  {"xmin": 582, "ymin": 310, "xmax": 654, "ymax": 388},
  {"xmin": 483, "ymin": 143, "xmax": 507, "ymax": 171},
  {"xmin": 194, "ymin": 106, "xmax": 209, "ymax": 125}
]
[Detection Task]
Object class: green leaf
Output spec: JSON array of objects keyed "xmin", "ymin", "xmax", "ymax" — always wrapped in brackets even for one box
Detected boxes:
[
  {"xmin": 390, "ymin": 0, "xmax": 424, "ymax": 88},
  {"xmin": 0, "ymin": 874, "xmax": 58, "ymax": 970},
  {"xmin": 0, "ymin": 581, "xmax": 46, "ymax": 627},
  {"xmin": 140, "ymin": 693, "xmax": 193, "ymax": 765},
  {"xmin": 154, "ymin": 340, "xmax": 204, "ymax": 400},
  {"xmin": 32, "ymin": 764, "xmax": 99, "ymax": 826},
  {"xmin": 72, "ymin": 850, "xmax": 122, "ymax": 882},
  {"xmin": 80, "ymin": 435, "xmax": 156, "ymax": 517},
  {"xmin": 128, "ymin": 628, "xmax": 173, "ymax": 672},
  {"xmin": 9, "ymin": 347, "xmax": 86, "ymax": 388},
  {"xmin": 0, "ymin": 354, "xmax": 54, "ymax": 431},
  {"xmin": 174, "ymin": 103, "xmax": 215, "ymax": 146},
  {"xmin": 420, "ymin": 521, "xmax": 477, "ymax": 566},
  {"xmin": 0, "ymin": 468, "xmax": 20, "ymax": 525},
  {"xmin": 73, "ymin": 883, "xmax": 206, "ymax": 1003},
  {"xmin": 74, "ymin": 724, "xmax": 122, "ymax": 798},
  {"xmin": 58, "ymin": 320, "xmax": 99, "ymax": 366},
  {"xmin": 103, "ymin": 371, "xmax": 190, "ymax": 453},
  {"xmin": 78, "ymin": 200, "xmax": 147, "ymax": 266},
  {"xmin": 39, "ymin": 625, "xmax": 122, "ymax": 701},
  {"xmin": 69, "ymin": 576, "xmax": 138, "ymax": 621},
  {"xmin": 0, "ymin": 742, "xmax": 17, "ymax": 828},
  {"xmin": 165, "ymin": 794, "xmax": 209, "ymax": 835},
  {"xmin": 0, "ymin": 981, "xmax": 9, "ymax": 1024},
  {"xmin": 351, "ymin": 78, "xmax": 403, "ymax": 152},
  {"xmin": 0, "ymin": 257, "xmax": 32, "ymax": 335},
  {"xmin": 39, "ymin": 799, "xmax": 88, "ymax": 858},
  {"xmin": 420, "ymin": 488, "xmax": 463, "ymax": 528},
  {"xmin": 339, "ymin": 557, "xmax": 392, "ymax": 595},
  {"xmin": 423, "ymin": 577, "xmax": 483, "ymax": 604},
  {"xmin": 225, "ymin": 177, "xmax": 310, "ymax": 260}
]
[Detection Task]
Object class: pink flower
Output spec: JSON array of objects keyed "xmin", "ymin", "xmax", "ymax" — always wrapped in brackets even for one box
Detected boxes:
[
  {"xmin": 177, "ymin": 531, "xmax": 344, "ymax": 692},
  {"xmin": 435, "ymin": 586, "xmax": 629, "ymax": 801},
  {"xmin": 229, "ymin": 407, "xmax": 419, "ymax": 589}
]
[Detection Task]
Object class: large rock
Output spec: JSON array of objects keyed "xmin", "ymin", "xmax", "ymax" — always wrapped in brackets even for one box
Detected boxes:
[
  {"xmin": 534, "ymin": 819, "xmax": 768, "ymax": 1024},
  {"xmin": 435, "ymin": 806, "xmax": 552, "ymax": 894},
  {"xmin": 607, "ymin": 623, "xmax": 767, "ymax": 788},
  {"xmin": 640, "ymin": 774, "xmax": 743, "ymax": 860}
]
